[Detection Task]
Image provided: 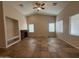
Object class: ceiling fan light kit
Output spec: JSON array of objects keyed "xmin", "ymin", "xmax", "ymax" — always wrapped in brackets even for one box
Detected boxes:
[{"xmin": 33, "ymin": 1, "xmax": 45, "ymax": 11}]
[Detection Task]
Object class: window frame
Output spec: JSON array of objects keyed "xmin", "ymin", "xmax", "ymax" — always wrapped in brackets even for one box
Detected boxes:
[
  {"xmin": 48, "ymin": 23, "xmax": 55, "ymax": 32},
  {"xmin": 56, "ymin": 20, "xmax": 63, "ymax": 33},
  {"xmin": 28, "ymin": 24, "xmax": 35, "ymax": 33},
  {"xmin": 69, "ymin": 13, "xmax": 79, "ymax": 36}
]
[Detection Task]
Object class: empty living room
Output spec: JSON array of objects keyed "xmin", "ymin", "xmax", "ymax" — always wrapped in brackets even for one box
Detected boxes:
[{"xmin": 0, "ymin": 0, "xmax": 79, "ymax": 58}]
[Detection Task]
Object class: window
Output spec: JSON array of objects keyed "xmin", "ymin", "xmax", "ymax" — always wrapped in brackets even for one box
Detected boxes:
[
  {"xmin": 49, "ymin": 23, "xmax": 55, "ymax": 32},
  {"xmin": 28, "ymin": 24, "xmax": 34, "ymax": 32},
  {"xmin": 69, "ymin": 13, "xmax": 79, "ymax": 36},
  {"xmin": 56, "ymin": 20, "xmax": 63, "ymax": 32}
]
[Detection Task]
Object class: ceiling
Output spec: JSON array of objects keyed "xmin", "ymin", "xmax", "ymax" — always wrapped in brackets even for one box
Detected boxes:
[{"xmin": 5, "ymin": 1, "xmax": 69, "ymax": 16}]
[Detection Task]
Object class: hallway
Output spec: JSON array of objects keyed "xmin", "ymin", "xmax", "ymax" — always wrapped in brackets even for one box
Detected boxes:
[{"xmin": 0, "ymin": 37, "xmax": 79, "ymax": 58}]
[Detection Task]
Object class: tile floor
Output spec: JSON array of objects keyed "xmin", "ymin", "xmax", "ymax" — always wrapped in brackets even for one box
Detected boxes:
[{"xmin": 0, "ymin": 37, "xmax": 79, "ymax": 58}]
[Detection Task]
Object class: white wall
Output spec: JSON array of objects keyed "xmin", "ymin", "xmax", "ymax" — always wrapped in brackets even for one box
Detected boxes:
[
  {"xmin": 56, "ymin": 2, "xmax": 79, "ymax": 49},
  {"xmin": 2, "ymin": 2, "xmax": 27, "ymax": 30}
]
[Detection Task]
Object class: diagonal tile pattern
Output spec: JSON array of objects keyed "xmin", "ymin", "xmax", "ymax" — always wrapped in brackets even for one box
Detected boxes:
[{"xmin": 0, "ymin": 37, "xmax": 79, "ymax": 58}]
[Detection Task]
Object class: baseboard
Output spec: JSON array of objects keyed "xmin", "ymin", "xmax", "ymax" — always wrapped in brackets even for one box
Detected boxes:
[{"xmin": 59, "ymin": 38, "xmax": 79, "ymax": 50}]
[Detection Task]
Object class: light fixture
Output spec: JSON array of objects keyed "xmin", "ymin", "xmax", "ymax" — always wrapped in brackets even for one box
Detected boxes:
[{"xmin": 33, "ymin": 1, "xmax": 45, "ymax": 11}]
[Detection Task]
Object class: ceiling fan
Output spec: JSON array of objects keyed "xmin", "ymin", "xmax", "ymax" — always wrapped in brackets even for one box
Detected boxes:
[{"xmin": 33, "ymin": 1, "xmax": 45, "ymax": 11}]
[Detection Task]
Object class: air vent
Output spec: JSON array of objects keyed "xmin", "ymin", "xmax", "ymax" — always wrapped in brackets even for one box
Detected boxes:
[
  {"xmin": 19, "ymin": 4, "xmax": 24, "ymax": 7},
  {"xmin": 52, "ymin": 2, "xmax": 57, "ymax": 6}
]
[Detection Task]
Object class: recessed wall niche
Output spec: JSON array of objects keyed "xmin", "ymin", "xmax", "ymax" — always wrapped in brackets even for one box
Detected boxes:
[
  {"xmin": 0, "ymin": 2, "xmax": 21, "ymax": 48},
  {"xmin": 5, "ymin": 17, "xmax": 20, "ymax": 47}
]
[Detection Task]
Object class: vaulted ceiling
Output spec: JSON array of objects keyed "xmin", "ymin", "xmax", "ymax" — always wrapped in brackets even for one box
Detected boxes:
[{"xmin": 5, "ymin": 1, "xmax": 69, "ymax": 16}]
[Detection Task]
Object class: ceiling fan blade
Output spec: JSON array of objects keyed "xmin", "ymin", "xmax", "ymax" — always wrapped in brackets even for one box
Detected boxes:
[
  {"xmin": 35, "ymin": 2, "xmax": 40, "ymax": 6},
  {"xmin": 41, "ymin": 3, "xmax": 45, "ymax": 6},
  {"xmin": 33, "ymin": 7, "xmax": 37, "ymax": 9},
  {"xmin": 41, "ymin": 7, "xmax": 45, "ymax": 9}
]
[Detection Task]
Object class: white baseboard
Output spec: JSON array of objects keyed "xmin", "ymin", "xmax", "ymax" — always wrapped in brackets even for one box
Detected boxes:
[{"xmin": 59, "ymin": 38, "xmax": 79, "ymax": 50}]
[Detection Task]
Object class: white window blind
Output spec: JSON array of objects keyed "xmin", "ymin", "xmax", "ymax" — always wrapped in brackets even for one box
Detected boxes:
[
  {"xmin": 28, "ymin": 24, "xmax": 34, "ymax": 32},
  {"xmin": 49, "ymin": 23, "xmax": 55, "ymax": 32},
  {"xmin": 69, "ymin": 13, "xmax": 79, "ymax": 36}
]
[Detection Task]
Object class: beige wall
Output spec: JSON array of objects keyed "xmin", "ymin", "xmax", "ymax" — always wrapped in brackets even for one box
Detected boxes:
[
  {"xmin": 0, "ymin": 2, "xmax": 6, "ymax": 48},
  {"xmin": 56, "ymin": 2, "xmax": 79, "ymax": 49},
  {"xmin": 27, "ymin": 14, "xmax": 56, "ymax": 37},
  {"xmin": 2, "ymin": 2, "xmax": 27, "ymax": 30}
]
